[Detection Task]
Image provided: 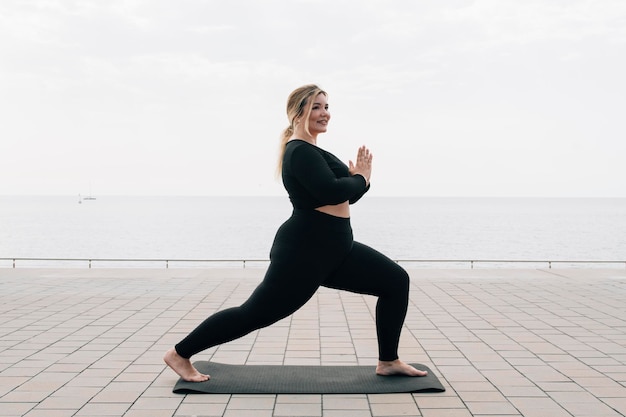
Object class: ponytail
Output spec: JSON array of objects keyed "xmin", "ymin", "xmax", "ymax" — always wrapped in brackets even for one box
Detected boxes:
[{"xmin": 276, "ymin": 125, "xmax": 294, "ymax": 178}]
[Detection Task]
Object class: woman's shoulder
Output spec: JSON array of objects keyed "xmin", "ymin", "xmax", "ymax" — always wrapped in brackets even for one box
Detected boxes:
[
  {"xmin": 286, "ymin": 139, "xmax": 343, "ymax": 166},
  {"xmin": 287, "ymin": 139, "xmax": 315, "ymax": 148},
  {"xmin": 284, "ymin": 140, "xmax": 329, "ymax": 169},
  {"xmin": 286, "ymin": 139, "xmax": 323, "ymax": 156}
]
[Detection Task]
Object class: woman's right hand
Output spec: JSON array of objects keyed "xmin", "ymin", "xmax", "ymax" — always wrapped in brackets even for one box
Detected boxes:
[{"xmin": 349, "ymin": 145, "xmax": 373, "ymax": 185}]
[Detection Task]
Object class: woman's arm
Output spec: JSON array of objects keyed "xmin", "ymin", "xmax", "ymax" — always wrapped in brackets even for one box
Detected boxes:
[{"xmin": 289, "ymin": 145, "xmax": 368, "ymax": 205}]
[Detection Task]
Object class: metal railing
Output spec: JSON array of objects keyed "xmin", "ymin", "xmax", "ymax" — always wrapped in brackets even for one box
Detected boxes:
[
  {"xmin": 1, "ymin": 257, "xmax": 625, "ymax": 269},
  {"xmin": 0, "ymin": 257, "xmax": 268, "ymax": 269}
]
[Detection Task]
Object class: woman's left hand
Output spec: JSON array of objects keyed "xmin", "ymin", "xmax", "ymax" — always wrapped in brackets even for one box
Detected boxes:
[{"xmin": 349, "ymin": 145, "xmax": 373, "ymax": 184}]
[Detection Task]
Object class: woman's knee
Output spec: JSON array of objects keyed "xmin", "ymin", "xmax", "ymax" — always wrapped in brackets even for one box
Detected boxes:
[
  {"xmin": 391, "ymin": 267, "xmax": 410, "ymax": 293},
  {"xmin": 368, "ymin": 263, "xmax": 409, "ymax": 298}
]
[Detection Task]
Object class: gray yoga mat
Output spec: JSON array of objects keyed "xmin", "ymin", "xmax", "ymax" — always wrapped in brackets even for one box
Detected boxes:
[{"xmin": 173, "ymin": 361, "xmax": 445, "ymax": 394}]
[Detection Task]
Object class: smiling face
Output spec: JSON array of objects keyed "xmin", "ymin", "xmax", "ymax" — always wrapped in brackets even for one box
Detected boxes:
[
  {"xmin": 305, "ymin": 93, "xmax": 330, "ymax": 137},
  {"xmin": 284, "ymin": 85, "xmax": 329, "ymax": 144}
]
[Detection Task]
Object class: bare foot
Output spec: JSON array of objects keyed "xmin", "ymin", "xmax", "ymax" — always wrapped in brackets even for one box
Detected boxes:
[
  {"xmin": 376, "ymin": 359, "xmax": 428, "ymax": 377},
  {"xmin": 163, "ymin": 348, "xmax": 210, "ymax": 382}
]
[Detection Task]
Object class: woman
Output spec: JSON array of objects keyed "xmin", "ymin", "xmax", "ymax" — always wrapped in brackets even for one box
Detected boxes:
[{"xmin": 164, "ymin": 84, "xmax": 426, "ymax": 382}]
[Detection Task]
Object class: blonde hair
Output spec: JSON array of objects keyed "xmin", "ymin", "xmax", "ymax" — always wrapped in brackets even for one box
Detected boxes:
[{"xmin": 276, "ymin": 84, "xmax": 327, "ymax": 176}]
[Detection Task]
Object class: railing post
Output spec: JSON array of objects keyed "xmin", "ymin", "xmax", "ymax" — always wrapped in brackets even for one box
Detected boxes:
[
  {"xmin": 13, "ymin": 259, "xmax": 15, "ymax": 268},
  {"xmin": 548, "ymin": 261, "xmax": 552, "ymax": 269},
  {"xmin": 89, "ymin": 259, "xmax": 92, "ymax": 269},
  {"xmin": 166, "ymin": 260, "xmax": 169, "ymax": 269},
  {"xmin": 470, "ymin": 260, "xmax": 474, "ymax": 269}
]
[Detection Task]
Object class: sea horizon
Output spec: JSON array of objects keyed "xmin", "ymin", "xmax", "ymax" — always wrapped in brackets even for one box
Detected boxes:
[{"xmin": 2, "ymin": 195, "xmax": 625, "ymax": 268}]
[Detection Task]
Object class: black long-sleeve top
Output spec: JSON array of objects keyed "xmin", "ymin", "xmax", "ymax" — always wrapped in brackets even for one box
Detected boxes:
[{"xmin": 282, "ymin": 139, "xmax": 370, "ymax": 209}]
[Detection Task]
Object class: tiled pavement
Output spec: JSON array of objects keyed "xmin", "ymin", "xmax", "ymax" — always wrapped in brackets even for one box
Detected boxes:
[{"xmin": 1, "ymin": 267, "xmax": 625, "ymax": 417}]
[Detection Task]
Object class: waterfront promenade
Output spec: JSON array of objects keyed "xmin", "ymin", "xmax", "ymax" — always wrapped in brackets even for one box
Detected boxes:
[{"xmin": 1, "ymin": 267, "xmax": 625, "ymax": 417}]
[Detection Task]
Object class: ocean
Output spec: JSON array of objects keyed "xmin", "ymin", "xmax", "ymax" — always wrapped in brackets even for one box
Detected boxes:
[{"xmin": 1, "ymin": 196, "xmax": 625, "ymax": 268}]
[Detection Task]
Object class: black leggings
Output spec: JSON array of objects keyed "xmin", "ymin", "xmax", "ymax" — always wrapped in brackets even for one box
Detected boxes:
[{"xmin": 175, "ymin": 209, "xmax": 410, "ymax": 361}]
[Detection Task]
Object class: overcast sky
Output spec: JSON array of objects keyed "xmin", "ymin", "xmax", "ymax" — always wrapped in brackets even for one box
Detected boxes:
[{"xmin": 1, "ymin": 0, "xmax": 625, "ymax": 197}]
